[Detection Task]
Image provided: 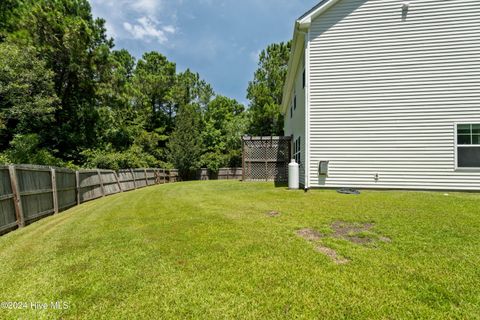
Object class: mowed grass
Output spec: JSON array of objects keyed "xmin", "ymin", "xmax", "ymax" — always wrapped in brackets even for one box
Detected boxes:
[{"xmin": 1, "ymin": 181, "xmax": 480, "ymax": 319}]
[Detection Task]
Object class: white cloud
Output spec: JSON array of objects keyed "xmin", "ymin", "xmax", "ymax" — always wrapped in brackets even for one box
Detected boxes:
[
  {"xmin": 104, "ymin": 21, "xmax": 117, "ymax": 39},
  {"xmin": 131, "ymin": 0, "xmax": 161, "ymax": 14},
  {"xmin": 162, "ymin": 25, "xmax": 176, "ymax": 34},
  {"xmin": 123, "ymin": 16, "xmax": 175, "ymax": 44}
]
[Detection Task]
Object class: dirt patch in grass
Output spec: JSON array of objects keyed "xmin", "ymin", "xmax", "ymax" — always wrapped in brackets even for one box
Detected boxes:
[
  {"xmin": 296, "ymin": 222, "xmax": 391, "ymax": 264},
  {"xmin": 296, "ymin": 222, "xmax": 392, "ymax": 246},
  {"xmin": 379, "ymin": 236, "xmax": 392, "ymax": 243},
  {"xmin": 315, "ymin": 246, "xmax": 350, "ymax": 265},
  {"xmin": 331, "ymin": 221, "xmax": 374, "ymax": 236},
  {"xmin": 296, "ymin": 228, "xmax": 349, "ymax": 264},
  {"xmin": 267, "ymin": 211, "xmax": 280, "ymax": 217},
  {"xmin": 296, "ymin": 228, "xmax": 323, "ymax": 241},
  {"xmin": 331, "ymin": 221, "xmax": 375, "ymax": 244}
]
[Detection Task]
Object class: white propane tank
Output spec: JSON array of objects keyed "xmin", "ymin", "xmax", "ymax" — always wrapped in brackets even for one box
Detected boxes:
[{"xmin": 288, "ymin": 159, "xmax": 300, "ymax": 190}]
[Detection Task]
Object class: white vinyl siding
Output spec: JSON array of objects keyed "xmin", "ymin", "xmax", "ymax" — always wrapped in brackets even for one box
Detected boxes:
[
  {"xmin": 284, "ymin": 56, "xmax": 306, "ymax": 186},
  {"xmin": 307, "ymin": 0, "xmax": 480, "ymax": 190}
]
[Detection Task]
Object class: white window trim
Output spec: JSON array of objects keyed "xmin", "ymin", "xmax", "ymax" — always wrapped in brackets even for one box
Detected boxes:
[{"xmin": 454, "ymin": 122, "xmax": 480, "ymax": 172}]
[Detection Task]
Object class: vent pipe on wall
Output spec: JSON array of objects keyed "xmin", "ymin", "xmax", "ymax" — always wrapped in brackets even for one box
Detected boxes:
[{"xmin": 402, "ymin": 2, "xmax": 410, "ymax": 21}]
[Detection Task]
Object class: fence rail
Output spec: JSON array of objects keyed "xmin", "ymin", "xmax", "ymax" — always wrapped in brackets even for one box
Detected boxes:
[
  {"xmin": 197, "ymin": 168, "xmax": 243, "ymax": 180},
  {"xmin": 0, "ymin": 165, "xmax": 179, "ymax": 236}
]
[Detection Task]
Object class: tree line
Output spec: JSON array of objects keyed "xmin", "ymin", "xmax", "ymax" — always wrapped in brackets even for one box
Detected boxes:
[{"xmin": 0, "ymin": 0, "xmax": 291, "ymax": 178}]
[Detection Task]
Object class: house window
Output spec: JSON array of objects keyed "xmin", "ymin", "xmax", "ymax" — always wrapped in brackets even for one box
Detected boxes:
[
  {"xmin": 457, "ymin": 124, "xmax": 480, "ymax": 168},
  {"xmin": 293, "ymin": 137, "xmax": 301, "ymax": 164},
  {"xmin": 302, "ymin": 69, "xmax": 305, "ymax": 88}
]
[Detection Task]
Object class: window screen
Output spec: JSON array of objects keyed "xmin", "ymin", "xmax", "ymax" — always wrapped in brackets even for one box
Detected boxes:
[{"xmin": 457, "ymin": 124, "xmax": 480, "ymax": 168}]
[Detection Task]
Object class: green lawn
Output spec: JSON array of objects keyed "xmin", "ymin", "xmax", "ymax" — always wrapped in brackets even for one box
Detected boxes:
[{"xmin": 0, "ymin": 181, "xmax": 479, "ymax": 319}]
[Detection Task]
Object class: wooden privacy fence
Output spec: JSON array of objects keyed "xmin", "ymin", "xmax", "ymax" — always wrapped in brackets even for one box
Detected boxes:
[
  {"xmin": 0, "ymin": 165, "xmax": 178, "ymax": 236},
  {"xmin": 197, "ymin": 168, "xmax": 243, "ymax": 181},
  {"xmin": 242, "ymin": 136, "xmax": 291, "ymax": 182}
]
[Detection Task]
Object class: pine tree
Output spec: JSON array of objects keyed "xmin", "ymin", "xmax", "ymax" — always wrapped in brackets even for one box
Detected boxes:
[
  {"xmin": 167, "ymin": 104, "xmax": 204, "ymax": 179},
  {"xmin": 247, "ymin": 41, "xmax": 291, "ymax": 136}
]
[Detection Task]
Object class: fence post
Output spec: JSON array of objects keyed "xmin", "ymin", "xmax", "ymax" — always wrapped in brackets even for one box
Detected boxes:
[
  {"xmin": 114, "ymin": 171, "xmax": 123, "ymax": 192},
  {"xmin": 8, "ymin": 165, "xmax": 25, "ymax": 227},
  {"xmin": 163, "ymin": 169, "xmax": 166, "ymax": 184},
  {"xmin": 144, "ymin": 168, "xmax": 148, "ymax": 186},
  {"xmin": 50, "ymin": 168, "xmax": 59, "ymax": 214},
  {"xmin": 130, "ymin": 169, "xmax": 137, "ymax": 189},
  {"xmin": 242, "ymin": 138, "xmax": 245, "ymax": 181},
  {"xmin": 97, "ymin": 170, "xmax": 105, "ymax": 197},
  {"xmin": 76, "ymin": 171, "xmax": 81, "ymax": 205}
]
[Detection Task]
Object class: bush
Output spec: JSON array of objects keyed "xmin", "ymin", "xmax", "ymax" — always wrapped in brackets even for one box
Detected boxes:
[
  {"xmin": 0, "ymin": 153, "xmax": 10, "ymax": 165},
  {"xmin": 81, "ymin": 146, "xmax": 167, "ymax": 170},
  {"xmin": 2, "ymin": 134, "xmax": 65, "ymax": 166}
]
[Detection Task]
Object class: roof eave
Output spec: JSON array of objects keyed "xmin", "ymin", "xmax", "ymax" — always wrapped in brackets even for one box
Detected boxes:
[
  {"xmin": 281, "ymin": 0, "xmax": 343, "ymax": 114},
  {"xmin": 281, "ymin": 22, "xmax": 305, "ymax": 114},
  {"xmin": 298, "ymin": 0, "xmax": 341, "ymax": 25}
]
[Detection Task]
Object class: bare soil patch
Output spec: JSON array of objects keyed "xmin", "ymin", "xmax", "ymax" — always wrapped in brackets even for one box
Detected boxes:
[
  {"xmin": 295, "ymin": 228, "xmax": 350, "ymax": 264},
  {"xmin": 331, "ymin": 221, "xmax": 374, "ymax": 236},
  {"xmin": 267, "ymin": 211, "xmax": 280, "ymax": 217},
  {"xmin": 331, "ymin": 221, "xmax": 375, "ymax": 244},
  {"xmin": 296, "ymin": 228, "xmax": 323, "ymax": 241},
  {"xmin": 316, "ymin": 246, "xmax": 350, "ymax": 265},
  {"xmin": 379, "ymin": 236, "xmax": 392, "ymax": 243},
  {"xmin": 296, "ymin": 222, "xmax": 391, "ymax": 264}
]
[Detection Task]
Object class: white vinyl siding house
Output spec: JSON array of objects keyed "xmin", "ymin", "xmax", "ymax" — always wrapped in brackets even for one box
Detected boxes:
[
  {"xmin": 283, "ymin": 0, "xmax": 480, "ymax": 190},
  {"xmin": 284, "ymin": 56, "xmax": 307, "ymax": 185}
]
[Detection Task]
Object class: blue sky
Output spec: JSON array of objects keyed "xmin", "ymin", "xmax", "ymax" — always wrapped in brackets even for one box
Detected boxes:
[{"xmin": 89, "ymin": 0, "xmax": 318, "ymax": 104}]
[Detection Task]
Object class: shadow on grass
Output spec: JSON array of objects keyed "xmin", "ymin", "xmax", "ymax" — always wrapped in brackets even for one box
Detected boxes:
[{"xmin": 274, "ymin": 181, "xmax": 288, "ymax": 189}]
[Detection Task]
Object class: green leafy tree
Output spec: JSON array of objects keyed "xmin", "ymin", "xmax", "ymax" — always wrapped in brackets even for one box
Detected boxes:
[
  {"xmin": 168, "ymin": 104, "xmax": 204, "ymax": 179},
  {"xmin": 134, "ymin": 51, "xmax": 177, "ymax": 131},
  {"xmin": 172, "ymin": 69, "xmax": 214, "ymax": 112},
  {"xmin": 20, "ymin": 0, "xmax": 114, "ymax": 161},
  {"xmin": 95, "ymin": 49, "xmax": 139, "ymax": 150},
  {"xmin": 0, "ymin": 0, "xmax": 24, "ymax": 40},
  {"xmin": 0, "ymin": 0, "xmax": 249, "ymax": 171},
  {"xmin": 97, "ymin": 49, "xmax": 136, "ymax": 115},
  {"xmin": 201, "ymin": 96, "xmax": 246, "ymax": 171},
  {"xmin": 1, "ymin": 134, "xmax": 65, "ymax": 167},
  {"xmin": 0, "ymin": 42, "xmax": 58, "ymax": 149},
  {"xmin": 247, "ymin": 41, "xmax": 291, "ymax": 136},
  {"xmin": 81, "ymin": 145, "xmax": 159, "ymax": 170}
]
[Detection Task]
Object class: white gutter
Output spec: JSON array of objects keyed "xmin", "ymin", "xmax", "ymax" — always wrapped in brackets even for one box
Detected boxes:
[
  {"xmin": 298, "ymin": 0, "xmax": 342, "ymax": 27},
  {"xmin": 281, "ymin": 22, "xmax": 303, "ymax": 115}
]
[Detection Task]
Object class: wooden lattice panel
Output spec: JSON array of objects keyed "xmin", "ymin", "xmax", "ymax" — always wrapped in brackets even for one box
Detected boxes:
[{"xmin": 242, "ymin": 136, "xmax": 291, "ymax": 182}]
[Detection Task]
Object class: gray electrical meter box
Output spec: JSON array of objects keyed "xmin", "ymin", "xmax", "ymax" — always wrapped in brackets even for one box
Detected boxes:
[{"xmin": 318, "ymin": 161, "xmax": 329, "ymax": 176}]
